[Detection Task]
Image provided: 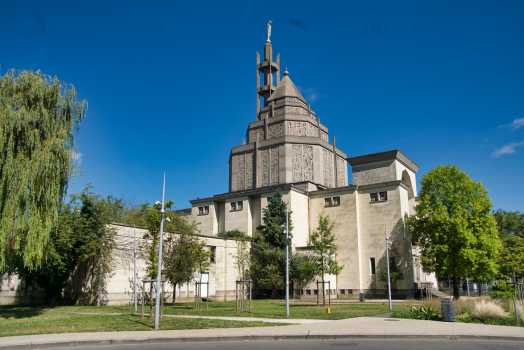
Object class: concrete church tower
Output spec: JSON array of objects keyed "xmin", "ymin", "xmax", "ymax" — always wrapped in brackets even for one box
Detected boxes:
[{"xmin": 229, "ymin": 38, "xmax": 348, "ymax": 192}]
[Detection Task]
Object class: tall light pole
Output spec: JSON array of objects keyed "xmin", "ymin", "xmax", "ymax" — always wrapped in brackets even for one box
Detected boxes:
[
  {"xmin": 385, "ymin": 222, "xmax": 392, "ymax": 310},
  {"xmin": 285, "ymin": 204, "xmax": 289, "ymax": 317},
  {"xmin": 154, "ymin": 173, "xmax": 166, "ymax": 330},
  {"xmin": 281, "ymin": 205, "xmax": 290, "ymax": 317},
  {"xmin": 134, "ymin": 224, "xmax": 137, "ymax": 313}
]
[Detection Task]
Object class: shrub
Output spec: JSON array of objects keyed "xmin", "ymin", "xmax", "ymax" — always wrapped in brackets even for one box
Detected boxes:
[{"xmin": 489, "ymin": 281, "xmax": 514, "ymax": 300}]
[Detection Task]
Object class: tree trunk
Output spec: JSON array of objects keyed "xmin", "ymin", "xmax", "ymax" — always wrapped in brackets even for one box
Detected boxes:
[
  {"xmin": 173, "ymin": 283, "xmax": 176, "ymax": 306},
  {"xmin": 271, "ymin": 286, "xmax": 277, "ymax": 299},
  {"xmin": 322, "ymin": 275, "xmax": 326, "ymax": 306},
  {"xmin": 478, "ymin": 281, "xmax": 482, "ymax": 296},
  {"xmin": 452, "ymin": 275, "xmax": 460, "ymax": 300}
]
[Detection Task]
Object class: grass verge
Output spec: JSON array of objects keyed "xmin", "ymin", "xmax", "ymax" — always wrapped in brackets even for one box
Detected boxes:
[
  {"xmin": 55, "ymin": 300, "xmax": 400, "ymax": 320},
  {"xmin": 0, "ymin": 307, "xmax": 289, "ymax": 337}
]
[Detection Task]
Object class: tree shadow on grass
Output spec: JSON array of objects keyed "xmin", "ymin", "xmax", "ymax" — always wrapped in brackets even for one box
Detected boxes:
[{"xmin": 0, "ymin": 306, "xmax": 46, "ymax": 320}]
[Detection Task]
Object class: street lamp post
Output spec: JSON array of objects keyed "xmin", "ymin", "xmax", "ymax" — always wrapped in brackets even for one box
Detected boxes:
[
  {"xmin": 285, "ymin": 205, "xmax": 289, "ymax": 317},
  {"xmin": 134, "ymin": 224, "xmax": 137, "ymax": 313},
  {"xmin": 385, "ymin": 222, "xmax": 392, "ymax": 310},
  {"xmin": 154, "ymin": 173, "xmax": 168, "ymax": 330},
  {"xmin": 281, "ymin": 204, "xmax": 290, "ymax": 317}
]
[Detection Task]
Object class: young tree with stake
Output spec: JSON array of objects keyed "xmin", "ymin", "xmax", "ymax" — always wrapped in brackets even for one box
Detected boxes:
[{"xmin": 309, "ymin": 212, "xmax": 343, "ymax": 306}]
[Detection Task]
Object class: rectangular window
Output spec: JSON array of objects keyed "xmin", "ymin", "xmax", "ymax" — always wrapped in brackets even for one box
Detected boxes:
[
  {"xmin": 340, "ymin": 289, "xmax": 346, "ymax": 295},
  {"xmin": 370, "ymin": 257, "xmax": 376, "ymax": 275},
  {"xmin": 198, "ymin": 206, "xmax": 210, "ymax": 215},
  {"xmin": 306, "ymin": 289, "xmax": 311, "ymax": 295},
  {"xmin": 379, "ymin": 191, "xmax": 388, "ymax": 201},
  {"xmin": 370, "ymin": 193, "xmax": 378, "ymax": 202},
  {"xmin": 198, "ymin": 207, "xmax": 203, "ymax": 215},
  {"xmin": 267, "ymin": 196, "xmax": 272, "ymax": 203},
  {"xmin": 332, "ymin": 196, "xmax": 340, "ymax": 206},
  {"xmin": 324, "ymin": 197, "xmax": 332, "ymax": 206},
  {"xmin": 204, "ymin": 206, "xmax": 209, "ymax": 214},
  {"xmin": 230, "ymin": 201, "xmax": 243, "ymax": 211}
]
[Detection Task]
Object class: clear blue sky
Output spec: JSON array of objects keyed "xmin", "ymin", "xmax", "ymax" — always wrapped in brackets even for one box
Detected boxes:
[{"xmin": 2, "ymin": 0, "xmax": 523, "ymax": 212}]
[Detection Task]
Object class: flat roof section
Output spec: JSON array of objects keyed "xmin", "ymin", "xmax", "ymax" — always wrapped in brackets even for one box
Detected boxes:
[{"xmin": 346, "ymin": 149, "xmax": 420, "ymax": 173}]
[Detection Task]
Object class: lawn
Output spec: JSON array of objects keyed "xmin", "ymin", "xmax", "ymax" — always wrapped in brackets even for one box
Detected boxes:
[
  {"xmin": 56, "ymin": 299, "xmax": 400, "ymax": 320},
  {"xmin": 0, "ymin": 306, "xmax": 289, "ymax": 337}
]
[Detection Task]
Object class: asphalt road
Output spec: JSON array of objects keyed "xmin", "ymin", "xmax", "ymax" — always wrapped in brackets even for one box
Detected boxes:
[{"xmin": 56, "ymin": 339, "xmax": 524, "ymax": 350}]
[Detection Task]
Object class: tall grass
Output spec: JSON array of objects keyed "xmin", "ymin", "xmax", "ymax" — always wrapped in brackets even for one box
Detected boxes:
[{"xmin": 473, "ymin": 299, "xmax": 508, "ymax": 322}]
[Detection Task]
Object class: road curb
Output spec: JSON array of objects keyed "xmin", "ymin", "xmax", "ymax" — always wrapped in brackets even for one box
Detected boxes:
[{"xmin": 2, "ymin": 333, "xmax": 524, "ymax": 349}]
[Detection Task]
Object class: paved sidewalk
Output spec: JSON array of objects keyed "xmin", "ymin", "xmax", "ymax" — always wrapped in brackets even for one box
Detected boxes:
[{"xmin": 1, "ymin": 316, "xmax": 523, "ymax": 349}]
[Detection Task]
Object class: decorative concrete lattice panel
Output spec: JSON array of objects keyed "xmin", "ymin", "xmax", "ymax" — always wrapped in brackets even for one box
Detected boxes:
[
  {"xmin": 249, "ymin": 128, "xmax": 265, "ymax": 143},
  {"xmin": 304, "ymin": 145, "xmax": 313, "ymax": 181},
  {"xmin": 308, "ymin": 124, "xmax": 319, "ymax": 137},
  {"xmin": 237, "ymin": 154, "xmax": 245, "ymax": 190},
  {"xmin": 261, "ymin": 149, "xmax": 270, "ymax": 187},
  {"xmin": 274, "ymin": 107, "xmax": 285, "ymax": 117},
  {"xmin": 285, "ymin": 106, "xmax": 309, "ymax": 116},
  {"xmin": 321, "ymin": 131, "xmax": 329, "ymax": 142},
  {"xmin": 337, "ymin": 156, "xmax": 346, "ymax": 187},
  {"xmin": 268, "ymin": 122, "xmax": 284, "ymax": 139},
  {"xmin": 245, "ymin": 152, "xmax": 254, "ymax": 189},
  {"xmin": 292, "ymin": 145, "xmax": 303, "ymax": 182},
  {"xmin": 270, "ymin": 147, "xmax": 279, "ymax": 185},
  {"xmin": 323, "ymin": 148, "xmax": 334, "ymax": 188},
  {"xmin": 287, "ymin": 121, "xmax": 307, "ymax": 136}
]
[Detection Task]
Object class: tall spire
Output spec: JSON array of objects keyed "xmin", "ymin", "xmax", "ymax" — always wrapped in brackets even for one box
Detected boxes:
[{"xmin": 256, "ymin": 21, "xmax": 280, "ymax": 118}]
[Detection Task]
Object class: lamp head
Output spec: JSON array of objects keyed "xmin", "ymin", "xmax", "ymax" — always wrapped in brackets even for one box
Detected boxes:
[
  {"xmin": 165, "ymin": 217, "xmax": 171, "ymax": 222},
  {"xmin": 155, "ymin": 201, "xmax": 161, "ymax": 205}
]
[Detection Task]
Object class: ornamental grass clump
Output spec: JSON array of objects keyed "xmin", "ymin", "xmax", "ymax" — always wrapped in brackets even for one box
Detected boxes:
[{"xmin": 473, "ymin": 299, "xmax": 508, "ymax": 322}]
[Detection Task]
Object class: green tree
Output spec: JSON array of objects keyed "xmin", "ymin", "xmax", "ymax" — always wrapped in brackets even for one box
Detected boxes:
[
  {"xmin": 164, "ymin": 232, "xmax": 204, "ymax": 304},
  {"xmin": 406, "ymin": 165, "xmax": 501, "ymax": 299},
  {"xmin": 493, "ymin": 210, "xmax": 524, "ymax": 280},
  {"xmin": 0, "ymin": 69, "xmax": 87, "ymax": 270},
  {"xmin": 7, "ymin": 186, "xmax": 116, "ymax": 304},
  {"xmin": 309, "ymin": 212, "xmax": 343, "ymax": 306},
  {"xmin": 252, "ymin": 189, "xmax": 295, "ymax": 298},
  {"xmin": 378, "ymin": 256, "xmax": 405, "ymax": 292}
]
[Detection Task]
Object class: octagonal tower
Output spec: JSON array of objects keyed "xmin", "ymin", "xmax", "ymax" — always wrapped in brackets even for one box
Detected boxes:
[{"xmin": 229, "ymin": 40, "xmax": 348, "ymax": 192}]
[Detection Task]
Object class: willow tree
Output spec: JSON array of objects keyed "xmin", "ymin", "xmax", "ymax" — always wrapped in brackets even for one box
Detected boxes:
[{"xmin": 0, "ymin": 69, "xmax": 86, "ymax": 270}]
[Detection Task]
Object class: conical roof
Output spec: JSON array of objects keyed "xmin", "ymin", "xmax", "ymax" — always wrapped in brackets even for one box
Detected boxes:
[{"xmin": 267, "ymin": 70, "xmax": 307, "ymax": 104}]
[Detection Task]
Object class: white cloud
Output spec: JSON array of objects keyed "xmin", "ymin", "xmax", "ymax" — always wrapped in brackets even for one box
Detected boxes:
[
  {"xmin": 72, "ymin": 151, "xmax": 83, "ymax": 165},
  {"xmin": 500, "ymin": 117, "xmax": 524, "ymax": 131},
  {"xmin": 491, "ymin": 141, "xmax": 524, "ymax": 158},
  {"xmin": 297, "ymin": 86, "xmax": 321, "ymax": 102}
]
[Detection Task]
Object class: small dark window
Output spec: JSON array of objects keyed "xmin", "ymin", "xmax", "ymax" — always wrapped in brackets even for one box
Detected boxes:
[
  {"xmin": 324, "ymin": 197, "xmax": 332, "ymax": 206},
  {"xmin": 332, "ymin": 196, "xmax": 340, "ymax": 206},
  {"xmin": 379, "ymin": 192, "xmax": 387, "ymax": 201},
  {"xmin": 370, "ymin": 257, "xmax": 376, "ymax": 275},
  {"xmin": 370, "ymin": 193, "xmax": 378, "ymax": 202},
  {"xmin": 237, "ymin": 201, "xmax": 243, "ymax": 210},
  {"xmin": 199, "ymin": 206, "xmax": 210, "ymax": 215},
  {"xmin": 340, "ymin": 289, "xmax": 346, "ymax": 295},
  {"xmin": 230, "ymin": 202, "xmax": 237, "ymax": 211},
  {"xmin": 204, "ymin": 206, "xmax": 209, "ymax": 214},
  {"xmin": 267, "ymin": 197, "xmax": 272, "ymax": 203},
  {"xmin": 210, "ymin": 246, "xmax": 216, "ymax": 263},
  {"xmin": 306, "ymin": 289, "xmax": 311, "ymax": 295},
  {"xmin": 198, "ymin": 207, "xmax": 203, "ymax": 215}
]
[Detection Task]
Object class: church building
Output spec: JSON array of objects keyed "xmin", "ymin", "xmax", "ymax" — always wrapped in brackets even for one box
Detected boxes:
[{"xmin": 188, "ymin": 31, "xmax": 436, "ymax": 299}]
